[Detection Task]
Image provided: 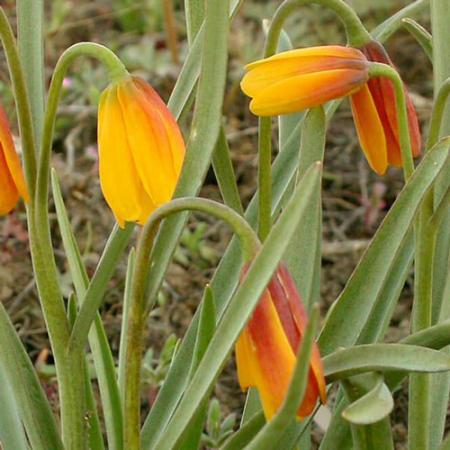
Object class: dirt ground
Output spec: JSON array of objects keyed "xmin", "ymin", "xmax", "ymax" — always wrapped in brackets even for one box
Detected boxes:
[{"xmin": 0, "ymin": 1, "xmax": 437, "ymax": 448}]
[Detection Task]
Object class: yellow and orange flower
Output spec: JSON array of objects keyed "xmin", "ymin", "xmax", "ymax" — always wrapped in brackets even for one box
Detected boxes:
[
  {"xmin": 241, "ymin": 44, "xmax": 422, "ymax": 175},
  {"xmin": 351, "ymin": 40, "xmax": 421, "ymax": 174},
  {"xmin": 0, "ymin": 104, "xmax": 29, "ymax": 215},
  {"xmin": 98, "ymin": 76, "xmax": 185, "ymax": 227},
  {"xmin": 241, "ymin": 45, "xmax": 370, "ymax": 116},
  {"xmin": 235, "ymin": 263, "xmax": 326, "ymax": 420}
]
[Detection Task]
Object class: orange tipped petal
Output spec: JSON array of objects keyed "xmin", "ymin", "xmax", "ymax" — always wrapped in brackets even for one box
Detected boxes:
[
  {"xmin": 98, "ymin": 76, "xmax": 185, "ymax": 227},
  {"xmin": 0, "ymin": 105, "xmax": 29, "ymax": 214},
  {"xmin": 236, "ymin": 265, "xmax": 326, "ymax": 420},
  {"xmin": 350, "ymin": 84, "xmax": 388, "ymax": 175},
  {"xmin": 0, "ymin": 147, "xmax": 20, "ymax": 215},
  {"xmin": 249, "ymin": 69, "xmax": 368, "ymax": 116},
  {"xmin": 361, "ymin": 40, "xmax": 422, "ymax": 167}
]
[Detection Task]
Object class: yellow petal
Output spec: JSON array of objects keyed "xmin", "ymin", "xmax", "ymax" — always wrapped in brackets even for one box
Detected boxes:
[
  {"xmin": 117, "ymin": 78, "xmax": 184, "ymax": 206},
  {"xmin": 98, "ymin": 84, "xmax": 155, "ymax": 226},
  {"xmin": 350, "ymin": 84, "xmax": 388, "ymax": 175},
  {"xmin": 245, "ymin": 45, "xmax": 366, "ymax": 71},
  {"xmin": 249, "ymin": 69, "xmax": 367, "ymax": 116}
]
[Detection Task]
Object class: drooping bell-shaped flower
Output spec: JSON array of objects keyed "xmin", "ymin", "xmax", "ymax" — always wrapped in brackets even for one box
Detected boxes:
[
  {"xmin": 98, "ymin": 76, "xmax": 185, "ymax": 227},
  {"xmin": 350, "ymin": 40, "xmax": 421, "ymax": 175},
  {"xmin": 241, "ymin": 45, "xmax": 370, "ymax": 116},
  {"xmin": 0, "ymin": 104, "xmax": 29, "ymax": 214},
  {"xmin": 235, "ymin": 264, "xmax": 327, "ymax": 420}
]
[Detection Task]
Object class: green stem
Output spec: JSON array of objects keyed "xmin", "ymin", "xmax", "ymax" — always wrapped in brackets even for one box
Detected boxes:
[
  {"xmin": 0, "ymin": 8, "xmax": 36, "ymax": 195},
  {"xmin": 368, "ymin": 63, "xmax": 415, "ymax": 181},
  {"xmin": 258, "ymin": 117, "xmax": 273, "ymax": 241},
  {"xmin": 265, "ymin": 0, "xmax": 371, "ymax": 54},
  {"xmin": 427, "ymin": 78, "xmax": 450, "ymax": 148},
  {"xmin": 37, "ymin": 42, "xmax": 127, "ymax": 213},
  {"xmin": 28, "ymin": 43, "xmax": 126, "ymax": 449},
  {"xmin": 123, "ymin": 198, "xmax": 259, "ymax": 449},
  {"xmin": 17, "ymin": 0, "xmax": 44, "ymax": 143}
]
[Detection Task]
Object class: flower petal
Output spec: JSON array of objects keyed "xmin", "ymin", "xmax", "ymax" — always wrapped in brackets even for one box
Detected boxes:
[
  {"xmin": 0, "ymin": 107, "xmax": 29, "ymax": 202},
  {"xmin": 249, "ymin": 69, "xmax": 367, "ymax": 116},
  {"xmin": 98, "ymin": 84, "xmax": 155, "ymax": 226},
  {"xmin": 350, "ymin": 84, "xmax": 388, "ymax": 175},
  {"xmin": 0, "ymin": 143, "xmax": 20, "ymax": 214}
]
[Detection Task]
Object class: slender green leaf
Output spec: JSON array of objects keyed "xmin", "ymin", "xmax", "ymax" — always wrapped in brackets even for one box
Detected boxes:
[
  {"xmin": 0, "ymin": 362, "xmax": 28, "ymax": 450},
  {"xmin": 324, "ymin": 344, "xmax": 450, "ymax": 382},
  {"xmin": 51, "ymin": 171, "xmax": 123, "ymax": 450},
  {"xmin": 400, "ymin": 320, "xmax": 450, "ymax": 349},
  {"xmin": 319, "ymin": 142, "xmax": 450, "ymax": 356},
  {"xmin": 284, "ymin": 107, "xmax": 325, "ymax": 309},
  {"xmin": 177, "ymin": 287, "xmax": 217, "ymax": 450},
  {"xmin": 118, "ymin": 248, "xmax": 136, "ymax": 404},
  {"xmin": 357, "ymin": 232, "xmax": 414, "ymax": 344},
  {"xmin": 167, "ymin": 0, "xmax": 242, "ymax": 120},
  {"xmin": 151, "ymin": 163, "xmax": 322, "ymax": 450},
  {"xmin": 342, "ymin": 373, "xmax": 393, "ymax": 425},
  {"xmin": 212, "ymin": 127, "xmax": 244, "ymax": 215},
  {"xmin": 402, "ymin": 18, "xmax": 433, "ymax": 60},
  {"xmin": 0, "ymin": 304, "xmax": 63, "ymax": 450},
  {"xmin": 185, "ymin": 0, "xmax": 205, "ymax": 43},
  {"xmin": 371, "ymin": 0, "xmax": 428, "ymax": 42},
  {"xmin": 245, "ymin": 306, "xmax": 320, "ymax": 450}
]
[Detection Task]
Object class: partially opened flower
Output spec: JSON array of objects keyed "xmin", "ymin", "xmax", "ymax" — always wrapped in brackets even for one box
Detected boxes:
[
  {"xmin": 241, "ymin": 45, "xmax": 369, "ymax": 116},
  {"xmin": 235, "ymin": 263, "xmax": 326, "ymax": 420},
  {"xmin": 0, "ymin": 104, "xmax": 29, "ymax": 215},
  {"xmin": 98, "ymin": 76, "xmax": 185, "ymax": 227},
  {"xmin": 350, "ymin": 40, "xmax": 421, "ymax": 175}
]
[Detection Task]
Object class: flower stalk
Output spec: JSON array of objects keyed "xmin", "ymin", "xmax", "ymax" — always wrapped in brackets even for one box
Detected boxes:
[
  {"xmin": 368, "ymin": 63, "xmax": 415, "ymax": 180},
  {"xmin": 123, "ymin": 198, "xmax": 260, "ymax": 448}
]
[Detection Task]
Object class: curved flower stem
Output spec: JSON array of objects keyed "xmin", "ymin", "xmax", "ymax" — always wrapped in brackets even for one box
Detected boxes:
[
  {"xmin": 28, "ymin": 42, "xmax": 127, "ymax": 449},
  {"xmin": 37, "ymin": 42, "xmax": 127, "ymax": 214},
  {"xmin": 265, "ymin": 0, "xmax": 371, "ymax": 55},
  {"xmin": 123, "ymin": 198, "xmax": 260, "ymax": 449},
  {"xmin": 368, "ymin": 62, "xmax": 415, "ymax": 181},
  {"xmin": 0, "ymin": 7, "xmax": 37, "ymax": 195},
  {"xmin": 257, "ymin": 0, "xmax": 370, "ymax": 241}
]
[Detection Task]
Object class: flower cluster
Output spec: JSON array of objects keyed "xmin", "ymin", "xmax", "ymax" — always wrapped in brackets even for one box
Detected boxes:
[{"xmin": 241, "ymin": 42, "xmax": 421, "ymax": 175}]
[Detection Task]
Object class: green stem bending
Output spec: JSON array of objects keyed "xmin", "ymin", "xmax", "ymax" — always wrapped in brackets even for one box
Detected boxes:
[
  {"xmin": 37, "ymin": 42, "xmax": 127, "ymax": 214},
  {"xmin": 265, "ymin": 0, "xmax": 371, "ymax": 56},
  {"xmin": 123, "ymin": 198, "xmax": 259, "ymax": 449},
  {"xmin": 368, "ymin": 63, "xmax": 415, "ymax": 181},
  {"xmin": 0, "ymin": 7, "xmax": 37, "ymax": 194}
]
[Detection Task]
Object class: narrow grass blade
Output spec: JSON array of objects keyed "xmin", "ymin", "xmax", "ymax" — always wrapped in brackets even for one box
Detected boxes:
[
  {"xmin": 51, "ymin": 170, "xmax": 124, "ymax": 450},
  {"xmin": 284, "ymin": 107, "xmax": 325, "ymax": 309},
  {"xmin": 324, "ymin": 344, "xmax": 450, "ymax": 382},
  {"xmin": 402, "ymin": 18, "xmax": 432, "ymax": 60},
  {"xmin": 319, "ymin": 142, "xmax": 450, "ymax": 356},
  {"xmin": 0, "ymin": 362, "xmax": 28, "ymax": 450},
  {"xmin": 118, "ymin": 248, "xmax": 136, "ymax": 404},
  {"xmin": 0, "ymin": 303, "xmax": 63, "ymax": 450}
]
